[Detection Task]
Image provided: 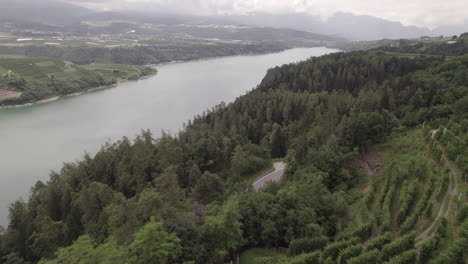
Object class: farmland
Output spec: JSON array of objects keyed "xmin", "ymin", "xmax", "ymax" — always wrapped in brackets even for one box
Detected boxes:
[{"xmin": 0, "ymin": 55, "xmax": 155, "ymax": 106}]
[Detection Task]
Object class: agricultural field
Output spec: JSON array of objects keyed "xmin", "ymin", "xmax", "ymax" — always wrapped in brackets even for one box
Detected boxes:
[
  {"xmin": 0, "ymin": 55, "xmax": 156, "ymax": 106},
  {"xmin": 285, "ymin": 127, "xmax": 467, "ymax": 264},
  {"xmin": 82, "ymin": 62, "xmax": 156, "ymax": 80}
]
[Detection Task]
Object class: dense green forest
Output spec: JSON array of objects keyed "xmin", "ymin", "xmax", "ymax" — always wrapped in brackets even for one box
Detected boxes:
[
  {"xmin": 0, "ymin": 42, "xmax": 290, "ymax": 65},
  {"xmin": 0, "ymin": 56, "xmax": 155, "ymax": 106},
  {"xmin": 0, "ymin": 49, "xmax": 466, "ymax": 264}
]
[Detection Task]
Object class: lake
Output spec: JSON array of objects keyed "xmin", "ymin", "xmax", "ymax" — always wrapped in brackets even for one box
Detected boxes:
[{"xmin": 0, "ymin": 47, "xmax": 337, "ymax": 225}]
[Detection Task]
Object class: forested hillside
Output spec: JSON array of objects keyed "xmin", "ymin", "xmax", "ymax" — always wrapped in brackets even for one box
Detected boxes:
[
  {"xmin": 0, "ymin": 42, "xmax": 290, "ymax": 66},
  {"xmin": 0, "ymin": 50, "xmax": 466, "ymax": 263},
  {"xmin": 328, "ymin": 32, "xmax": 468, "ymax": 58},
  {"xmin": 376, "ymin": 33, "xmax": 468, "ymax": 56},
  {"xmin": 333, "ymin": 32, "xmax": 468, "ymax": 56},
  {"xmin": 0, "ymin": 56, "xmax": 155, "ymax": 106}
]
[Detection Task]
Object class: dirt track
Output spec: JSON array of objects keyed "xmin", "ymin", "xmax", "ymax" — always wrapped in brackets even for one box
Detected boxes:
[{"xmin": 416, "ymin": 147, "xmax": 460, "ymax": 245}]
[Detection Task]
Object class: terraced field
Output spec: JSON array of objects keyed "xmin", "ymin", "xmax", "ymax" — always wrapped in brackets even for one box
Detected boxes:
[{"xmin": 280, "ymin": 128, "xmax": 467, "ymax": 264}]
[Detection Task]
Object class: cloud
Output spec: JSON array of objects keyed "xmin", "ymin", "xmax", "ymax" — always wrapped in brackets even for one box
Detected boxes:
[{"xmin": 67, "ymin": 0, "xmax": 468, "ymax": 28}]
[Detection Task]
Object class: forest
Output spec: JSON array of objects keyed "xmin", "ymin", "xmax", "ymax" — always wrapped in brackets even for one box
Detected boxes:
[
  {"xmin": 0, "ymin": 42, "xmax": 290, "ymax": 66},
  {"xmin": 0, "ymin": 49, "xmax": 466, "ymax": 263}
]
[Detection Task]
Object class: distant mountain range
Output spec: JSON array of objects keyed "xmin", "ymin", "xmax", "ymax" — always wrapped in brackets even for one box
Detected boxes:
[
  {"xmin": 221, "ymin": 12, "xmax": 467, "ymax": 41},
  {"xmin": 0, "ymin": 0, "xmax": 90, "ymax": 25},
  {"xmin": 0, "ymin": 0, "xmax": 466, "ymax": 41},
  {"xmin": 0, "ymin": 0, "xmax": 340, "ymax": 44}
]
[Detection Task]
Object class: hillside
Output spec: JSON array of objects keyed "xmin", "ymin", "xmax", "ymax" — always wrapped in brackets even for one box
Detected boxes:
[
  {"xmin": 0, "ymin": 42, "xmax": 291, "ymax": 66},
  {"xmin": 242, "ymin": 125, "xmax": 468, "ymax": 264},
  {"xmin": 0, "ymin": 1, "xmax": 342, "ymax": 67},
  {"xmin": 374, "ymin": 33, "xmax": 468, "ymax": 56},
  {"xmin": 0, "ymin": 50, "xmax": 466, "ymax": 264},
  {"xmin": 330, "ymin": 32, "xmax": 468, "ymax": 56},
  {"xmin": 0, "ymin": 0, "xmax": 339, "ymax": 44},
  {"xmin": 223, "ymin": 12, "xmax": 435, "ymax": 41},
  {"xmin": 0, "ymin": 0, "xmax": 91, "ymax": 26},
  {"xmin": 0, "ymin": 55, "xmax": 155, "ymax": 106}
]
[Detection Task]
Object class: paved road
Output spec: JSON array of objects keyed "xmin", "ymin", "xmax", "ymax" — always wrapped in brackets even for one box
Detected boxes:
[{"xmin": 252, "ymin": 162, "xmax": 286, "ymax": 191}]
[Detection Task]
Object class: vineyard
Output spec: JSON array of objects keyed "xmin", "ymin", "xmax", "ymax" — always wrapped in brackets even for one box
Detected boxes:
[
  {"xmin": 0, "ymin": 55, "xmax": 155, "ymax": 106},
  {"xmin": 283, "ymin": 128, "xmax": 467, "ymax": 264}
]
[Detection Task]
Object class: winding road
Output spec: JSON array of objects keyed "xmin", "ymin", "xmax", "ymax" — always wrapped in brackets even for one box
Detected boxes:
[{"xmin": 252, "ymin": 162, "xmax": 286, "ymax": 191}]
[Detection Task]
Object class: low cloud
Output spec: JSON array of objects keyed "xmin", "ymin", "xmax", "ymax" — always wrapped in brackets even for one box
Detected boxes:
[{"xmin": 67, "ymin": 0, "xmax": 468, "ymax": 28}]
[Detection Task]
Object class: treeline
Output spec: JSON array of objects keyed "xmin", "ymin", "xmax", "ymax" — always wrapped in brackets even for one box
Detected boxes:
[
  {"xmin": 0, "ymin": 42, "xmax": 289, "ymax": 65},
  {"xmin": 0, "ymin": 51, "xmax": 467, "ymax": 263},
  {"xmin": 331, "ymin": 32, "xmax": 468, "ymax": 56},
  {"xmin": 375, "ymin": 33, "xmax": 468, "ymax": 56},
  {"xmin": 378, "ymin": 39, "xmax": 468, "ymax": 56}
]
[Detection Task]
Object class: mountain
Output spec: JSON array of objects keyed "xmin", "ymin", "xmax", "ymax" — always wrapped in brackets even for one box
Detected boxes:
[
  {"xmin": 1, "ymin": 0, "xmax": 465, "ymax": 42},
  {"xmin": 65, "ymin": 10, "xmax": 342, "ymax": 42},
  {"xmin": 434, "ymin": 21, "xmax": 468, "ymax": 36},
  {"xmin": 72, "ymin": 11, "xmax": 468, "ymax": 41},
  {"xmin": 222, "ymin": 12, "xmax": 438, "ymax": 40},
  {"xmin": 0, "ymin": 2, "xmax": 341, "ymax": 48},
  {"xmin": 0, "ymin": 0, "xmax": 92, "ymax": 26}
]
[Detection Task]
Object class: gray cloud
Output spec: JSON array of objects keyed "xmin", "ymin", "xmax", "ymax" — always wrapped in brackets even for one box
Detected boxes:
[{"xmin": 67, "ymin": 0, "xmax": 468, "ymax": 28}]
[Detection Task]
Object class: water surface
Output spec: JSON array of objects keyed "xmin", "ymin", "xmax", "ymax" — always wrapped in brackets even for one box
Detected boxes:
[{"xmin": 0, "ymin": 47, "xmax": 337, "ymax": 224}]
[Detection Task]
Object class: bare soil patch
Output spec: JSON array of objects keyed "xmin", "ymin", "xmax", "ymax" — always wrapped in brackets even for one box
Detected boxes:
[
  {"xmin": 0, "ymin": 89, "xmax": 21, "ymax": 101},
  {"xmin": 348, "ymin": 149, "xmax": 383, "ymax": 177}
]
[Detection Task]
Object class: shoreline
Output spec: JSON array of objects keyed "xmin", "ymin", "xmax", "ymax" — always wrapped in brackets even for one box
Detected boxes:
[
  {"xmin": 0, "ymin": 74, "xmax": 155, "ymax": 109},
  {"xmin": 151, "ymin": 46, "xmax": 339, "ymax": 67},
  {"xmin": 149, "ymin": 46, "xmax": 319, "ymax": 67},
  {"xmin": 150, "ymin": 49, "xmax": 288, "ymax": 67},
  {"xmin": 0, "ymin": 85, "xmax": 118, "ymax": 109},
  {"xmin": 0, "ymin": 50, "xmax": 278, "ymax": 109},
  {"xmin": 0, "ymin": 46, "xmax": 336, "ymax": 110},
  {"xmin": 0, "ymin": 46, "xmax": 338, "ymax": 226}
]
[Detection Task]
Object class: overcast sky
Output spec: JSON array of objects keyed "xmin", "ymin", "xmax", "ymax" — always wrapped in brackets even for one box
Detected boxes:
[{"xmin": 69, "ymin": 0, "xmax": 468, "ymax": 28}]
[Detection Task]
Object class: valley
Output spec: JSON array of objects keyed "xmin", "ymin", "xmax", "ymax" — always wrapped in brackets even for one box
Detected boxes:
[
  {"xmin": 1, "ymin": 46, "xmax": 466, "ymax": 264},
  {"xmin": 0, "ymin": 47, "xmax": 336, "ymax": 227},
  {"xmin": 0, "ymin": 1, "xmax": 467, "ymax": 263}
]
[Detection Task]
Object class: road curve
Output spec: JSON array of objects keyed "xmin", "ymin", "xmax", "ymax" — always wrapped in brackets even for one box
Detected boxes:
[{"xmin": 252, "ymin": 162, "xmax": 286, "ymax": 191}]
